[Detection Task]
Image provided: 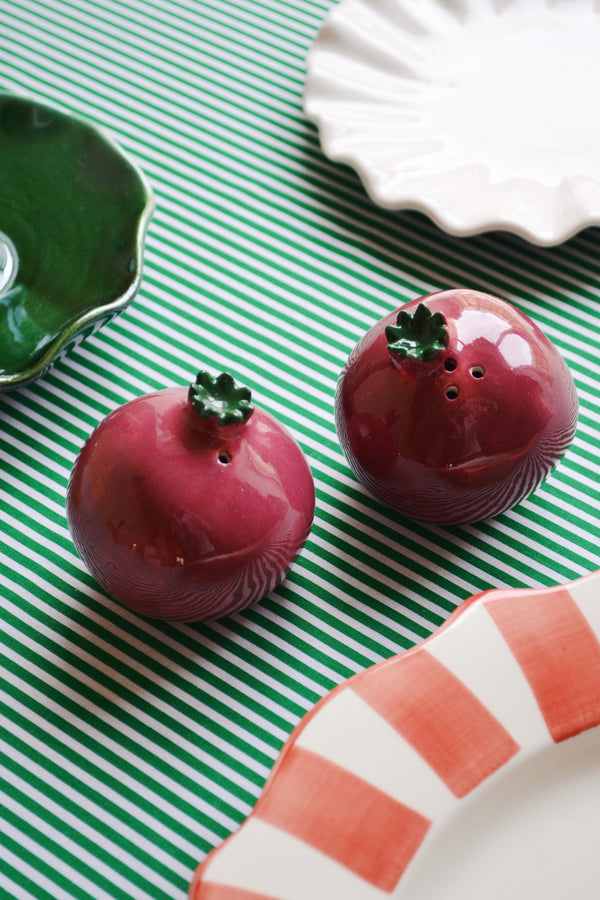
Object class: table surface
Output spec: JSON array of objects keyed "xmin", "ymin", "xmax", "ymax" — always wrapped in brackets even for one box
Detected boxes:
[{"xmin": 0, "ymin": 2, "xmax": 599, "ymax": 898}]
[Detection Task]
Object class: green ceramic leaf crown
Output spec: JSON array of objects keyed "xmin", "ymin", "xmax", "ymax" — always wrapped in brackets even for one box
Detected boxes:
[
  {"xmin": 188, "ymin": 370, "xmax": 255, "ymax": 426},
  {"xmin": 385, "ymin": 303, "xmax": 448, "ymax": 362},
  {"xmin": 0, "ymin": 93, "xmax": 154, "ymax": 390}
]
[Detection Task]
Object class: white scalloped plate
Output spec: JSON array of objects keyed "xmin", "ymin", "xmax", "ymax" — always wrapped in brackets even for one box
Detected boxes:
[{"xmin": 303, "ymin": 0, "xmax": 600, "ymax": 245}]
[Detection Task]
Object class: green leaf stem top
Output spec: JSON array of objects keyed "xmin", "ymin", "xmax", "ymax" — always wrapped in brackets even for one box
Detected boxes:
[
  {"xmin": 188, "ymin": 371, "xmax": 254, "ymax": 426},
  {"xmin": 385, "ymin": 303, "xmax": 448, "ymax": 363}
]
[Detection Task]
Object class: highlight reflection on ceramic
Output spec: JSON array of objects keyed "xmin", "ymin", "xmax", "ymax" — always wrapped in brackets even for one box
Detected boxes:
[
  {"xmin": 304, "ymin": 0, "xmax": 600, "ymax": 245},
  {"xmin": 0, "ymin": 93, "xmax": 154, "ymax": 390}
]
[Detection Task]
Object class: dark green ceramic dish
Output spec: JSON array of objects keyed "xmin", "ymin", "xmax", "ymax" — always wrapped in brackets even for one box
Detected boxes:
[{"xmin": 0, "ymin": 93, "xmax": 154, "ymax": 390}]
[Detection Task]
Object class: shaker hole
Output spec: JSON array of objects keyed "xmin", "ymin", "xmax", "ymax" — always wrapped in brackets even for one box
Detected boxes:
[
  {"xmin": 471, "ymin": 365, "xmax": 485, "ymax": 379},
  {"xmin": 218, "ymin": 450, "xmax": 232, "ymax": 465},
  {"xmin": 446, "ymin": 385, "xmax": 459, "ymax": 400},
  {"xmin": 444, "ymin": 358, "xmax": 457, "ymax": 372}
]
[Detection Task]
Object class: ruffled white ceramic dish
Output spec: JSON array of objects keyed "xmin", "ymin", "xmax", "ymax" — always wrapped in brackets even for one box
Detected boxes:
[{"xmin": 303, "ymin": 0, "xmax": 600, "ymax": 245}]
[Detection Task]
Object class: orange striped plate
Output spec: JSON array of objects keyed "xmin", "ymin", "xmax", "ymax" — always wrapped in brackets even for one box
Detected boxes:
[{"xmin": 191, "ymin": 570, "xmax": 600, "ymax": 899}]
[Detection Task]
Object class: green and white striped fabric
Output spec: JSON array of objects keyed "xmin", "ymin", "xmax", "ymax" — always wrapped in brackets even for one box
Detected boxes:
[{"xmin": 0, "ymin": 1, "xmax": 599, "ymax": 897}]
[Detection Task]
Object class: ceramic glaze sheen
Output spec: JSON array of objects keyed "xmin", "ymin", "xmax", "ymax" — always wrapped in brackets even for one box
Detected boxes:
[
  {"xmin": 66, "ymin": 386, "xmax": 315, "ymax": 621},
  {"xmin": 0, "ymin": 94, "xmax": 153, "ymax": 389},
  {"xmin": 335, "ymin": 289, "xmax": 578, "ymax": 525}
]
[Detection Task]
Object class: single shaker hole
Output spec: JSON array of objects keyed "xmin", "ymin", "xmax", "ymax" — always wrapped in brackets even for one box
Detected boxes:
[
  {"xmin": 218, "ymin": 450, "xmax": 232, "ymax": 465},
  {"xmin": 446, "ymin": 385, "xmax": 459, "ymax": 400},
  {"xmin": 444, "ymin": 358, "xmax": 457, "ymax": 372},
  {"xmin": 471, "ymin": 365, "xmax": 485, "ymax": 379}
]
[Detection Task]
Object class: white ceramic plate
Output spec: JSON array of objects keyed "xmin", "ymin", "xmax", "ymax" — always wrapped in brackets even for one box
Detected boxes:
[
  {"xmin": 190, "ymin": 569, "xmax": 600, "ymax": 899},
  {"xmin": 303, "ymin": 0, "xmax": 600, "ymax": 245}
]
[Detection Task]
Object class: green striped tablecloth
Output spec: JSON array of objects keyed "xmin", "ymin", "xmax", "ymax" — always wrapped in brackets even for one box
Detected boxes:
[{"xmin": 0, "ymin": 1, "xmax": 599, "ymax": 898}]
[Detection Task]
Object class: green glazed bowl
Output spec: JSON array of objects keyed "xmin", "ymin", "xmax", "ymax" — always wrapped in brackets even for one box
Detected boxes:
[{"xmin": 0, "ymin": 94, "xmax": 154, "ymax": 390}]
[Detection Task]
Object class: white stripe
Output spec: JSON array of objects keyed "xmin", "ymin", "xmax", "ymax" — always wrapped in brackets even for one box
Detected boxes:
[
  {"xmin": 6, "ymin": 419, "xmax": 592, "ymax": 620},
  {"xmin": 447, "ymin": 522, "xmax": 588, "ymax": 585},
  {"xmin": 274, "ymin": 562, "xmax": 427, "ymax": 653},
  {"xmin": 0, "ymin": 605, "xmax": 266, "ymax": 808},
  {"xmin": 0, "ymin": 657, "xmax": 240, "ymax": 843},
  {"xmin": 0, "ymin": 873, "xmax": 39, "ymax": 900},
  {"xmin": 163, "ymin": 0, "xmax": 319, "ymax": 36},
  {"xmin": 569, "ymin": 570, "xmax": 600, "ymax": 638},
  {"xmin": 157, "ymin": 199, "xmax": 405, "ymax": 318},
  {"xmin": 306, "ymin": 528, "xmax": 459, "ymax": 616},
  {"xmin": 0, "ymin": 843, "xmax": 79, "ymax": 900},
  {"xmin": 427, "ymin": 595, "xmax": 550, "ymax": 747},
  {"xmin": 0, "ymin": 789, "xmax": 132, "ymax": 900},
  {"xmin": 0, "ymin": 756, "xmax": 186, "ymax": 890},
  {"xmin": 0, "ymin": 569, "xmax": 285, "ymax": 778},
  {"xmin": 67, "ymin": 335, "xmax": 339, "ymax": 451},
  {"xmin": 0, "ymin": 409, "xmax": 78, "ymax": 463},
  {"xmin": 201, "ymin": 817, "xmax": 387, "ymax": 900},
  {"xmin": 0, "ymin": 574, "xmax": 291, "ymax": 746},
  {"xmin": 207, "ymin": 616, "xmax": 347, "ymax": 687},
  {"xmin": 0, "ymin": 560, "xmax": 270, "ymax": 796},
  {"xmin": 0, "ymin": 528, "xmax": 312, "ymax": 723},
  {"xmin": 487, "ymin": 507, "xmax": 599, "ymax": 569},
  {"xmin": 253, "ymin": 596, "xmax": 383, "ymax": 669},
  {"xmin": 2, "ymin": 389, "xmax": 90, "ymax": 441},
  {"xmin": 299, "ymin": 548, "xmax": 442, "ymax": 636},
  {"xmin": 101, "ymin": 295, "xmax": 340, "ymax": 401},
  {"xmin": 6, "ymin": 23, "xmax": 303, "ymax": 154},
  {"xmin": 0, "ymin": 445, "xmax": 69, "ymax": 498},
  {"xmin": 295, "ymin": 687, "xmax": 455, "ymax": 819},
  {"xmin": 142, "ymin": 236, "xmax": 383, "ymax": 340},
  {"xmin": 13, "ymin": 0, "xmax": 305, "ymax": 86},
  {"xmin": 7, "ymin": 472, "xmax": 431, "ymax": 688},
  {"xmin": 0, "ymin": 707, "xmax": 198, "ymax": 861},
  {"xmin": 1, "ymin": 510, "xmax": 335, "ymax": 711},
  {"xmin": 130, "ymin": 0, "xmax": 315, "ymax": 46},
  {"xmin": 0, "ymin": 516, "xmax": 325, "ymax": 715}
]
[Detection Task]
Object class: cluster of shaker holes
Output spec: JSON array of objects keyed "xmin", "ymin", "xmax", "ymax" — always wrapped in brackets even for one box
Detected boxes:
[{"xmin": 444, "ymin": 356, "xmax": 485, "ymax": 400}]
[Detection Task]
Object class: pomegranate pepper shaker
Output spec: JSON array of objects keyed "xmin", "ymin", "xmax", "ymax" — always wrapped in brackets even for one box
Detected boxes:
[
  {"xmin": 335, "ymin": 289, "xmax": 578, "ymax": 525},
  {"xmin": 67, "ymin": 370, "xmax": 315, "ymax": 620}
]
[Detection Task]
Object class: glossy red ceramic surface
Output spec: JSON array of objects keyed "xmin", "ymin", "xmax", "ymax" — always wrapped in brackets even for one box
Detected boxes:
[
  {"xmin": 66, "ymin": 387, "xmax": 315, "ymax": 621},
  {"xmin": 335, "ymin": 289, "xmax": 578, "ymax": 525}
]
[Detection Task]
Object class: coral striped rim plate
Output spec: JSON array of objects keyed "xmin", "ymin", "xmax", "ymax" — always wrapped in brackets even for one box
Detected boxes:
[
  {"xmin": 190, "ymin": 569, "xmax": 600, "ymax": 899},
  {"xmin": 303, "ymin": 0, "xmax": 600, "ymax": 246}
]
